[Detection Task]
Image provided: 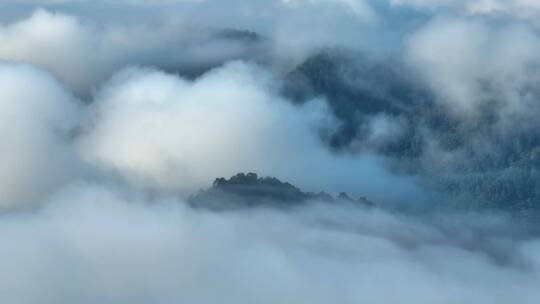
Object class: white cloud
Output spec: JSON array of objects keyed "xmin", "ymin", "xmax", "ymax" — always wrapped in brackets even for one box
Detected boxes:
[
  {"xmin": 281, "ymin": 0, "xmax": 377, "ymax": 20},
  {"xmin": 77, "ymin": 62, "xmax": 422, "ymax": 202},
  {"xmin": 390, "ymin": 0, "xmax": 540, "ymax": 23},
  {"xmin": 406, "ymin": 17, "xmax": 540, "ymax": 118},
  {"xmin": 0, "ymin": 9, "xmax": 266, "ymax": 94},
  {"xmin": 0, "ymin": 9, "xmax": 101, "ymax": 94},
  {"xmin": 0, "ymin": 3, "xmax": 382, "ymax": 95},
  {"xmin": 0, "ymin": 183, "xmax": 538, "ymax": 303},
  {"xmin": 0, "ymin": 63, "xmax": 82, "ymax": 208}
]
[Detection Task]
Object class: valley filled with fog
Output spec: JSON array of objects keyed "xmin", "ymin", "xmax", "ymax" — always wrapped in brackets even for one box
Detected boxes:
[{"xmin": 2, "ymin": 1, "xmax": 540, "ymax": 303}]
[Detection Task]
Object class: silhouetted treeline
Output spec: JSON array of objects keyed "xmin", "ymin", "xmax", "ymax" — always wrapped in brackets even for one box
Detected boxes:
[{"xmin": 189, "ymin": 173, "xmax": 373, "ymax": 210}]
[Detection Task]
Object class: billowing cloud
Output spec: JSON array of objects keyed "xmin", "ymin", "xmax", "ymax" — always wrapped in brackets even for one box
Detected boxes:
[
  {"xmin": 0, "ymin": 10, "xmax": 100, "ymax": 93},
  {"xmin": 406, "ymin": 17, "xmax": 540, "ymax": 118},
  {"xmin": 0, "ymin": 183, "xmax": 539, "ymax": 304},
  {"xmin": 0, "ymin": 9, "xmax": 268, "ymax": 94},
  {"xmin": 0, "ymin": 3, "xmax": 383, "ymax": 95},
  {"xmin": 0, "ymin": 63, "xmax": 82, "ymax": 209},
  {"xmin": 77, "ymin": 62, "xmax": 423, "ymax": 203},
  {"xmin": 390, "ymin": 0, "xmax": 540, "ymax": 15}
]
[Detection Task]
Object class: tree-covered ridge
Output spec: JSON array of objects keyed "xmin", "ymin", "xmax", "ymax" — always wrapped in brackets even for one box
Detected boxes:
[
  {"xmin": 189, "ymin": 173, "xmax": 374, "ymax": 210},
  {"xmin": 281, "ymin": 49, "xmax": 540, "ymax": 211}
]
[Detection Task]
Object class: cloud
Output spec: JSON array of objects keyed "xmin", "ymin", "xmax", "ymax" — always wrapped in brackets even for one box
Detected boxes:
[
  {"xmin": 390, "ymin": 0, "xmax": 540, "ymax": 14},
  {"xmin": 0, "ymin": 9, "xmax": 269, "ymax": 94},
  {"xmin": 0, "ymin": 3, "xmax": 384, "ymax": 96},
  {"xmin": 389, "ymin": 0, "xmax": 540, "ymax": 29},
  {"xmin": 76, "ymin": 62, "xmax": 423, "ymax": 203},
  {"xmin": 1, "ymin": 2, "xmax": 540, "ymax": 303},
  {"xmin": 354, "ymin": 113, "xmax": 408, "ymax": 150},
  {"xmin": 405, "ymin": 17, "xmax": 540, "ymax": 119},
  {"xmin": 0, "ymin": 63, "xmax": 83, "ymax": 209},
  {"xmin": 281, "ymin": 0, "xmax": 377, "ymax": 20},
  {"xmin": 0, "ymin": 9, "xmax": 101, "ymax": 94},
  {"xmin": 0, "ymin": 183, "xmax": 539, "ymax": 304}
]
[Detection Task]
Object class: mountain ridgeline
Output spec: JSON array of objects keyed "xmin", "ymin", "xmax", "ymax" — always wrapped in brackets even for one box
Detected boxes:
[
  {"xmin": 283, "ymin": 49, "xmax": 540, "ymax": 211},
  {"xmin": 189, "ymin": 173, "xmax": 374, "ymax": 210}
]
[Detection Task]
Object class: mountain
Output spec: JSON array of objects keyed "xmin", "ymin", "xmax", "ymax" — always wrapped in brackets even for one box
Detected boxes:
[
  {"xmin": 284, "ymin": 49, "xmax": 540, "ymax": 211},
  {"xmin": 188, "ymin": 173, "xmax": 373, "ymax": 210}
]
